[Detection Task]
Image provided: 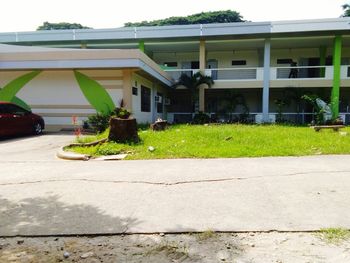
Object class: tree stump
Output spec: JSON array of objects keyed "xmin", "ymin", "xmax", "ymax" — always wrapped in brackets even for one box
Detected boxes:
[
  {"xmin": 150, "ymin": 120, "xmax": 168, "ymax": 131},
  {"xmin": 108, "ymin": 117, "xmax": 139, "ymax": 143}
]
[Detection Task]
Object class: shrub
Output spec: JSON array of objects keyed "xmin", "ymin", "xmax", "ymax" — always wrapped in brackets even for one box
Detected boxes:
[
  {"xmin": 114, "ymin": 107, "xmax": 131, "ymax": 119},
  {"xmin": 87, "ymin": 113, "xmax": 111, "ymax": 133},
  {"xmin": 193, "ymin": 112, "xmax": 210, "ymax": 124}
]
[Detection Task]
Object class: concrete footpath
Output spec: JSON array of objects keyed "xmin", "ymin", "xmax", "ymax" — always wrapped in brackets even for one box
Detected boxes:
[{"xmin": 0, "ymin": 134, "xmax": 350, "ymax": 236}]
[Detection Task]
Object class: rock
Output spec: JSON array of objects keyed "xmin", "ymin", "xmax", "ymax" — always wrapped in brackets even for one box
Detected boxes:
[
  {"xmin": 159, "ymin": 233, "xmax": 165, "ymax": 237},
  {"xmin": 54, "ymin": 237, "xmax": 59, "ymax": 241},
  {"xmin": 80, "ymin": 252, "xmax": 94, "ymax": 259},
  {"xmin": 217, "ymin": 250, "xmax": 230, "ymax": 261},
  {"xmin": 150, "ymin": 120, "xmax": 168, "ymax": 131},
  {"xmin": 63, "ymin": 252, "xmax": 70, "ymax": 258},
  {"xmin": 250, "ymin": 243, "xmax": 255, "ymax": 247},
  {"xmin": 0, "ymin": 242, "xmax": 9, "ymax": 249},
  {"xmin": 15, "ymin": 251, "xmax": 27, "ymax": 257},
  {"xmin": 17, "ymin": 239, "xmax": 24, "ymax": 245},
  {"xmin": 225, "ymin": 136, "xmax": 232, "ymax": 141},
  {"xmin": 148, "ymin": 146, "xmax": 155, "ymax": 152}
]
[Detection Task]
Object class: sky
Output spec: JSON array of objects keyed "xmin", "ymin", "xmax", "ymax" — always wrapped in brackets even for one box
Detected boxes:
[{"xmin": 0, "ymin": 0, "xmax": 347, "ymax": 32}]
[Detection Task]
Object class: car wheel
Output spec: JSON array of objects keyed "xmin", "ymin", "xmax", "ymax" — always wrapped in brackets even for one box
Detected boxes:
[{"xmin": 33, "ymin": 123, "xmax": 43, "ymax": 135}]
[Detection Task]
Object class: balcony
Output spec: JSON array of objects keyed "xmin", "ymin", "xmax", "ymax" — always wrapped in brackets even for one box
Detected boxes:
[{"xmin": 164, "ymin": 65, "xmax": 350, "ymax": 87}]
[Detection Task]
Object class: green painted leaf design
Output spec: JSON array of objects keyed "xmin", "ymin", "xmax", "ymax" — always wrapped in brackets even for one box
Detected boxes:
[
  {"xmin": 0, "ymin": 87, "xmax": 31, "ymax": 111},
  {"xmin": 0, "ymin": 71, "xmax": 41, "ymax": 111},
  {"xmin": 0, "ymin": 71, "xmax": 41, "ymax": 102},
  {"xmin": 74, "ymin": 71, "xmax": 116, "ymax": 115}
]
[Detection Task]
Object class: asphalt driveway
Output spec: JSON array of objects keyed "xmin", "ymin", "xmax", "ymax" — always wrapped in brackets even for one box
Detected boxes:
[{"xmin": 0, "ymin": 133, "xmax": 350, "ymax": 236}]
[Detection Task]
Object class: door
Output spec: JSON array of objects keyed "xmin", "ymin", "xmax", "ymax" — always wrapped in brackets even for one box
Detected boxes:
[
  {"xmin": 308, "ymin": 58, "xmax": 320, "ymax": 78},
  {"xmin": 207, "ymin": 59, "xmax": 218, "ymax": 80},
  {"xmin": 6, "ymin": 104, "xmax": 33, "ymax": 135},
  {"xmin": 0, "ymin": 104, "xmax": 12, "ymax": 136}
]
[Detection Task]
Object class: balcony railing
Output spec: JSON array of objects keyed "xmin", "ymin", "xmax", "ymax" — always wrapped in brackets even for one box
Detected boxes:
[
  {"xmin": 164, "ymin": 66, "xmax": 350, "ymax": 82},
  {"xmin": 271, "ymin": 66, "xmax": 332, "ymax": 80},
  {"xmin": 164, "ymin": 68, "xmax": 263, "ymax": 81}
]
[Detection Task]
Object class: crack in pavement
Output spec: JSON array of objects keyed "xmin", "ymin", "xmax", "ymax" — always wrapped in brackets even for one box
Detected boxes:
[{"xmin": 0, "ymin": 170, "xmax": 349, "ymax": 187}]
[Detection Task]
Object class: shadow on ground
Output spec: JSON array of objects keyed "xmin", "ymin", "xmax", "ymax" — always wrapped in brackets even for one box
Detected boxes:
[{"xmin": 0, "ymin": 195, "xmax": 139, "ymax": 236}]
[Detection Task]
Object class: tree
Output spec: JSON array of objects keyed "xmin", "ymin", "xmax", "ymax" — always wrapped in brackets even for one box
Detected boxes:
[
  {"xmin": 172, "ymin": 72, "xmax": 214, "ymax": 111},
  {"xmin": 125, "ymin": 10, "xmax": 244, "ymax": 27},
  {"xmin": 37, "ymin": 22, "xmax": 91, "ymax": 30},
  {"xmin": 342, "ymin": 4, "xmax": 350, "ymax": 16}
]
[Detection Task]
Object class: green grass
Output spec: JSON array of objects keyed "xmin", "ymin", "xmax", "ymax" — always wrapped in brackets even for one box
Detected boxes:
[
  {"xmin": 317, "ymin": 228, "xmax": 350, "ymax": 244},
  {"xmin": 67, "ymin": 124, "xmax": 350, "ymax": 159}
]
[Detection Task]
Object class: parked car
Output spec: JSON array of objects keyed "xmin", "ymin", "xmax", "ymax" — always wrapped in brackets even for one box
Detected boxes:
[{"xmin": 0, "ymin": 102, "xmax": 45, "ymax": 137}]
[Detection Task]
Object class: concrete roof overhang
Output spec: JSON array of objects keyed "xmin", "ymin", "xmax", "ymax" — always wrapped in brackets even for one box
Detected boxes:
[
  {"xmin": 0, "ymin": 44, "xmax": 173, "ymax": 87},
  {"xmin": 0, "ymin": 18, "xmax": 349, "ymax": 46}
]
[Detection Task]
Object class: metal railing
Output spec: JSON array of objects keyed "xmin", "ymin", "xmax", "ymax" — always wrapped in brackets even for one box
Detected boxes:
[
  {"xmin": 271, "ymin": 66, "xmax": 333, "ymax": 80},
  {"xmin": 164, "ymin": 65, "xmax": 349, "ymax": 81},
  {"xmin": 164, "ymin": 68, "xmax": 262, "ymax": 81}
]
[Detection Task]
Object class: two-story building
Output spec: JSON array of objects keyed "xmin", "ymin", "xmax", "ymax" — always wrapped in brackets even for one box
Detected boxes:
[{"xmin": 0, "ymin": 18, "xmax": 349, "ymax": 130}]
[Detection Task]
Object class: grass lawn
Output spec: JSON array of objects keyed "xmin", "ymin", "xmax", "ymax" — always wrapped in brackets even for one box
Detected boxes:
[{"xmin": 67, "ymin": 124, "xmax": 350, "ymax": 160}]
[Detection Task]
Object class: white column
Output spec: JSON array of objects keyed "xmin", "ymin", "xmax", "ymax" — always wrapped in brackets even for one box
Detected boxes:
[
  {"xmin": 151, "ymin": 84, "xmax": 157, "ymax": 123},
  {"xmin": 262, "ymin": 39, "xmax": 271, "ymax": 122},
  {"xmin": 199, "ymin": 40, "xmax": 206, "ymax": 112}
]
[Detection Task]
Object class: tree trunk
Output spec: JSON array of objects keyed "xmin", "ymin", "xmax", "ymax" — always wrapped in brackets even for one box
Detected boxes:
[{"xmin": 108, "ymin": 117, "xmax": 139, "ymax": 143}]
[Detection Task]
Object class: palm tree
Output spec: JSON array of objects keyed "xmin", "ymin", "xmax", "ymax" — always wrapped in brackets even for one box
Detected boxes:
[
  {"xmin": 342, "ymin": 4, "xmax": 350, "ymax": 17},
  {"xmin": 172, "ymin": 72, "xmax": 214, "ymax": 112}
]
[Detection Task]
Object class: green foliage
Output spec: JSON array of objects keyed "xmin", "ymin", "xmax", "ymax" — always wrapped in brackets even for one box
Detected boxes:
[
  {"xmin": 114, "ymin": 107, "xmax": 131, "ymax": 119},
  {"xmin": 125, "ymin": 10, "xmax": 244, "ymax": 27},
  {"xmin": 193, "ymin": 112, "xmax": 210, "ymax": 124},
  {"xmin": 87, "ymin": 113, "xmax": 110, "ymax": 133},
  {"xmin": 87, "ymin": 106, "xmax": 132, "ymax": 132},
  {"xmin": 301, "ymin": 94, "xmax": 326, "ymax": 124},
  {"xmin": 342, "ymin": 4, "xmax": 350, "ymax": 17},
  {"xmin": 95, "ymin": 143, "xmax": 123, "ymax": 156},
  {"xmin": 274, "ymin": 99, "xmax": 288, "ymax": 123},
  {"xmin": 37, "ymin": 22, "xmax": 91, "ymax": 30},
  {"xmin": 173, "ymin": 72, "xmax": 214, "ymax": 111},
  {"xmin": 70, "ymin": 124, "xmax": 350, "ymax": 159},
  {"xmin": 318, "ymin": 228, "xmax": 350, "ymax": 244}
]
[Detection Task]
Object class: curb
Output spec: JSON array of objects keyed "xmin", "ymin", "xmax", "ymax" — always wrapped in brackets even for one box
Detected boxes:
[{"xmin": 56, "ymin": 147, "xmax": 91, "ymax": 161}]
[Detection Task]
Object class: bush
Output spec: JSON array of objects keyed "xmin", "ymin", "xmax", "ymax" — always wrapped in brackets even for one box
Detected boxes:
[
  {"xmin": 87, "ymin": 113, "xmax": 110, "ymax": 133},
  {"xmin": 193, "ymin": 112, "xmax": 210, "ymax": 124},
  {"xmin": 87, "ymin": 107, "xmax": 132, "ymax": 133},
  {"xmin": 114, "ymin": 107, "xmax": 131, "ymax": 119}
]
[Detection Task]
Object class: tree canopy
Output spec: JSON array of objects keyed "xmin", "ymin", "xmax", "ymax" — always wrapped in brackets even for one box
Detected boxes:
[
  {"xmin": 343, "ymin": 4, "xmax": 350, "ymax": 16},
  {"xmin": 124, "ymin": 10, "xmax": 244, "ymax": 27},
  {"xmin": 37, "ymin": 22, "xmax": 91, "ymax": 31}
]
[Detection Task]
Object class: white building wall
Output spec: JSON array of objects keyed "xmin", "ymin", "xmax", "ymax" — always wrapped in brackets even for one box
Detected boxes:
[
  {"xmin": 0, "ymin": 69, "xmax": 124, "ymax": 131},
  {"xmin": 131, "ymin": 74, "xmax": 154, "ymax": 124}
]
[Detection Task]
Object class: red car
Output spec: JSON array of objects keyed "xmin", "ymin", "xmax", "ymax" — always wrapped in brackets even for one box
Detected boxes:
[{"xmin": 0, "ymin": 102, "xmax": 45, "ymax": 137}]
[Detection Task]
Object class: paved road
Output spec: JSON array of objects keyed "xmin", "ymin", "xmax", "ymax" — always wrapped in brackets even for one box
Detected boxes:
[{"xmin": 0, "ymin": 134, "xmax": 350, "ymax": 236}]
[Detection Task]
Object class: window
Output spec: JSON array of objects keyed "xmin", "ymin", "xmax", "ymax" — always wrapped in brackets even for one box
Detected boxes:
[
  {"xmin": 277, "ymin": 58, "xmax": 293, "ymax": 64},
  {"xmin": 141, "ymin": 86, "xmax": 151, "ymax": 112},
  {"xmin": 232, "ymin": 60, "xmax": 247, "ymax": 66},
  {"xmin": 164, "ymin": 62, "xmax": 178, "ymax": 67},
  {"xmin": 132, "ymin": 87, "xmax": 138, "ymax": 96}
]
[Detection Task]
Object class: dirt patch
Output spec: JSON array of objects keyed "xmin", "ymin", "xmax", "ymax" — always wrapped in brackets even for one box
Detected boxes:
[{"xmin": 1, "ymin": 232, "xmax": 350, "ymax": 262}]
